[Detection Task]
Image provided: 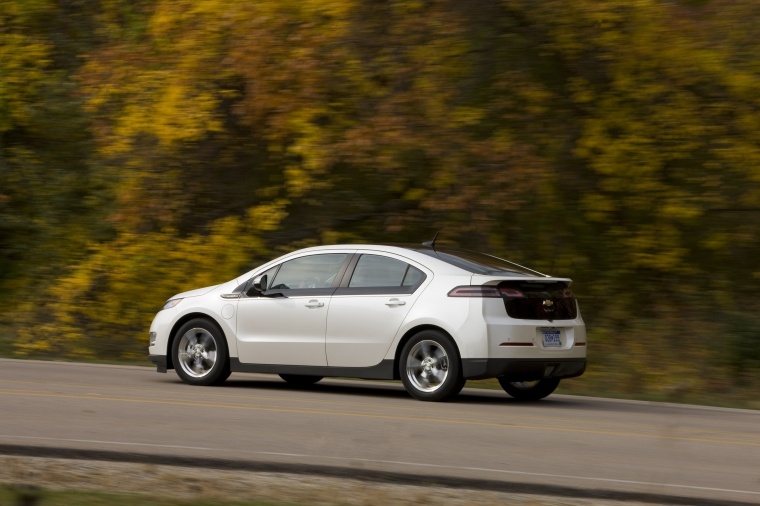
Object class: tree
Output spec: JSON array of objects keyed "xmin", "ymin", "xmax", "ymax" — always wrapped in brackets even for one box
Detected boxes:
[{"xmin": 3, "ymin": 0, "xmax": 759, "ymax": 403}]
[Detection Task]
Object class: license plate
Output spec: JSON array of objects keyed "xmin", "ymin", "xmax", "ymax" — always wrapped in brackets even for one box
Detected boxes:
[{"xmin": 541, "ymin": 329, "xmax": 562, "ymax": 347}]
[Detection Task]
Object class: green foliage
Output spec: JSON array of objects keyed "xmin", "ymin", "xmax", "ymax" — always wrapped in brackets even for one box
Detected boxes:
[
  {"xmin": 1, "ymin": 0, "xmax": 759, "ymax": 403},
  {"xmin": 0, "ymin": 0, "xmax": 108, "ymax": 297}
]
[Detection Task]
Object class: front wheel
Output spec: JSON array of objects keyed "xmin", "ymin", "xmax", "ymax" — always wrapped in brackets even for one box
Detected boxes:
[
  {"xmin": 498, "ymin": 377, "xmax": 560, "ymax": 401},
  {"xmin": 399, "ymin": 330, "xmax": 465, "ymax": 402},
  {"xmin": 172, "ymin": 318, "xmax": 230, "ymax": 386}
]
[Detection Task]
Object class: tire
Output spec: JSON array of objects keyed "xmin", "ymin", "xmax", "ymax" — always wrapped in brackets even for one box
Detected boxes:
[
  {"xmin": 399, "ymin": 330, "xmax": 465, "ymax": 402},
  {"xmin": 172, "ymin": 318, "xmax": 231, "ymax": 386},
  {"xmin": 498, "ymin": 377, "xmax": 560, "ymax": 401},
  {"xmin": 279, "ymin": 374, "xmax": 323, "ymax": 387}
]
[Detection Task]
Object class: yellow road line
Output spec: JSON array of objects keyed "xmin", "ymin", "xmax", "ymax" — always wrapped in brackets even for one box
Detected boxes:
[
  {"xmin": 1, "ymin": 381, "xmax": 758, "ymax": 440},
  {"xmin": 1, "ymin": 389, "xmax": 759, "ymax": 448},
  {"xmin": 3, "ymin": 379, "xmax": 757, "ymax": 441}
]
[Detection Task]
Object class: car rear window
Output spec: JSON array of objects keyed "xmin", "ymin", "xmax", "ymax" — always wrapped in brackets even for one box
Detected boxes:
[
  {"xmin": 349, "ymin": 254, "xmax": 425, "ymax": 288},
  {"xmin": 415, "ymin": 247, "xmax": 545, "ymax": 276}
]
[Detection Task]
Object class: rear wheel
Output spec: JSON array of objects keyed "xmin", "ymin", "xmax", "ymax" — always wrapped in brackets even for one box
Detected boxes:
[
  {"xmin": 399, "ymin": 330, "xmax": 465, "ymax": 402},
  {"xmin": 498, "ymin": 377, "xmax": 560, "ymax": 401},
  {"xmin": 279, "ymin": 374, "xmax": 323, "ymax": 387},
  {"xmin": 172, "ymin": 318, "xmax": 230, "ymax": 386}
]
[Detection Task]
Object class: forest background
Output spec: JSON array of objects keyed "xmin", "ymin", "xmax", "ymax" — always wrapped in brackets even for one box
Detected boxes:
[{"xmin": 1, "ymin": 0, "xmax": 759, "ymax": 407}]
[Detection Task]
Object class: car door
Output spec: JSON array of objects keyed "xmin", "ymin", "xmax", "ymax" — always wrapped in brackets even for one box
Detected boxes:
[
  {"xmin": 236, "ymin": 253, "xmax": 349, "ymax": 366},
  {"xmin": 326, "ymin": 253, "xmax": 428, "ymax": 367}
]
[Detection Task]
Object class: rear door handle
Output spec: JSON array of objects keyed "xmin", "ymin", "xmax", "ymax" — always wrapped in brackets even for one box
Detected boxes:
[
  {"xmin": 385, "ymin": 298, "xmax": 406, "ymax": 307},
  {"xmin": 305, "ymin": 299, "xmax": 324, "ymax": 308}
]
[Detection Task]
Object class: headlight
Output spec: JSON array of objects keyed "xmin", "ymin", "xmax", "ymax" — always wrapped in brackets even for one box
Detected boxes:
[{"xmin": 162, "ymin": 298, "xmax": 182, "ymax": 310}]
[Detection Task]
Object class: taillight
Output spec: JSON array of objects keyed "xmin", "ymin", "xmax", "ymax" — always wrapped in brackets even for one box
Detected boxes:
[
  {"xmin": 499, "ymin": 287, "xmax": 524, "ymax": 297},
  {"xmin": 447, "ymin": 286, "xmax": 501, "ymax": 297}
]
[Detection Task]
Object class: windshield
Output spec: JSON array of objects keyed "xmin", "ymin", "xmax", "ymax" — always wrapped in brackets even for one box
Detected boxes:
[{"xmin": 415, "ymin": 247, "xmax": 547, "ymax": 276}]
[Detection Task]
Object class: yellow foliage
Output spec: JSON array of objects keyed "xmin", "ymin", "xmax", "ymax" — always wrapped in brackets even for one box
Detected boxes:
[
  {"xmin": 13, "ymin": 205, "xmax": 284, "ymax": 360},
  {"xmin": 4, "ymin": 0, "xmax": 760, "ymax": 401},
  {"xmin": 0, "ymin": 1, "xmax": 52, "ymax": 130},
  {"xmin": 581, "ymin": 194, "xmax": 615, "ymax": 223}
]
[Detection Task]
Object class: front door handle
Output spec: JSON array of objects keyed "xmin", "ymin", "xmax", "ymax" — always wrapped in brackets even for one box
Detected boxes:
[
  {"xmin": 305, "ymin": 299, "xmax": 324, "ymax": 308},
  {"xmin": 385, "ymin": 298, "xmax": 406, "ymax": 307}
]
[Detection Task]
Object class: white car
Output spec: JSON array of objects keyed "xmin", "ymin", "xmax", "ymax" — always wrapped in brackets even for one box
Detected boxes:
[{"xmin": 148, "ymin": 244, "xmax": 586, "ymax": 401}]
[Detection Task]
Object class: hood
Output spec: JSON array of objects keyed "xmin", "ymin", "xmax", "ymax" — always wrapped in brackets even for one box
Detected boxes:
[{"xmin": 171, "ymin": 284, "xmax": 220, "ymax": 300}]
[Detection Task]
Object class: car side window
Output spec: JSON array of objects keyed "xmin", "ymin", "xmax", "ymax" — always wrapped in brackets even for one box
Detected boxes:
[
  {"xmin": 256, "ymin": 265, "xmax": 280, "ymax": 290},
  {"xmin": 270, "ymin": 254, "xmax": 347, "ymax": 290},
  {"xmin": 349, "ymin": 255, "xmax": 424, "ymax": 289},
  {"xmin": 402, "ymin": 265, "xmax": 424, "ymax": 286}
]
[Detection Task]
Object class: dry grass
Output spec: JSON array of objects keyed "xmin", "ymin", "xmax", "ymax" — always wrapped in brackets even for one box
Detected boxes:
[{"xmin": 0, "ymin": 456, "xmax": 659, "ymax": 506}]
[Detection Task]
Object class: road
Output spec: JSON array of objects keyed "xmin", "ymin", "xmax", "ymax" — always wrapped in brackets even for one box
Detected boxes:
[{"xmin": 0, "ymin": 359, "xmax": 758, "ymax": 504}]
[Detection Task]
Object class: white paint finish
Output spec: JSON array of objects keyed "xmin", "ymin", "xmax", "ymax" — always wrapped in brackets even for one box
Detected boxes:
[
  {"xmin": 147, "ymin": 244, "xmax": 587, "ymax": 392},
  {"xmin": 221, "ymin": 304, "xmax": 235, "ymax": 320},
  {"xmin": 326, "ymin": 293, "xmax": 414, "ymax": 367},
  {"xmin": 235, "ymin": 296, "xmax": 329, "ymax": 366}
]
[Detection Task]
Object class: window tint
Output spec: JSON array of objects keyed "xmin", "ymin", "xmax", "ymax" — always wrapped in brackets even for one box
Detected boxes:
[
  {"xmin": 402, "ymin": 265, "xmax": 424, "ymax": 286},
  {"xmin": 270, "ymin": 254, "xmax": 347, "ymax": 290},
  {"xmin": 257, "ymin": 265, "xmax": 279, "ymax": 290},
  {"xmin": 415, "ymin": 247, "xmax": 545, "ymax": 276},
  {"xmin": 349, "ymin": 255, "xmax": 413, "ymax": 288}
]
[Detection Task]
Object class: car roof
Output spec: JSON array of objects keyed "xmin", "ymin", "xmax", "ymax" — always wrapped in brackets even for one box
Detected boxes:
[
  {"xmin": 285, "ymin": 244, "xmax": 550, "ymax": 277},
  {"xmin": 280, "ymin": 244, "xmax": 466, "ymax": 274}
]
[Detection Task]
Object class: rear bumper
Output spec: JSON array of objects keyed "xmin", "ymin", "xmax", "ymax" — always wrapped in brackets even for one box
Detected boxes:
[
  {"xmin": 462, "ymin": 358, "xmax": 586, "ymax": 381},
  {"xmin": 148, "ymin": 354, "xmax": 168, "ymax": 373}
]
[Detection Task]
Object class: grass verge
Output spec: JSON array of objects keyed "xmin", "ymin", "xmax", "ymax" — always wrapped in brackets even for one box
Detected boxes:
[{"xmin": 0, "ymin": 485, "xmax": 300, "ymax": 506}]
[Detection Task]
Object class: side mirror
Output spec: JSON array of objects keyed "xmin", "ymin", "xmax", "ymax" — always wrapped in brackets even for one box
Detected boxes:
[
  {"xmin": 253, "ymin": 274, "xmax": 268, "ymax": 292},
  {"xmin": 247, "ymin": 274, "xmax": 268, "ymax": 296}
]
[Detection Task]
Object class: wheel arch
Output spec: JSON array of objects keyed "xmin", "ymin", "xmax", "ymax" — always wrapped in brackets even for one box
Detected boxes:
[
  {"xmin": 166, "ymin": 312, "xmax": 229, "ymax": 371},
  {"xmin": 392, "ymin": 324, "xmax": 462, "ymax": 380}
]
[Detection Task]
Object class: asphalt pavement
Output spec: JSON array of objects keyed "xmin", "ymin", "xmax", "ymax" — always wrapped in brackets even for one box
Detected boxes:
[{"xmin": 0, "ymin": 359, "xmax": 758, "ymax": 504}]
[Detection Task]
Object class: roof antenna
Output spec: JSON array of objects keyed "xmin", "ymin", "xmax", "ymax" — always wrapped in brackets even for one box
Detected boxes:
[{"xmin": 422, "ymin": 230, "xmax": 440, "ymax": 250}]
